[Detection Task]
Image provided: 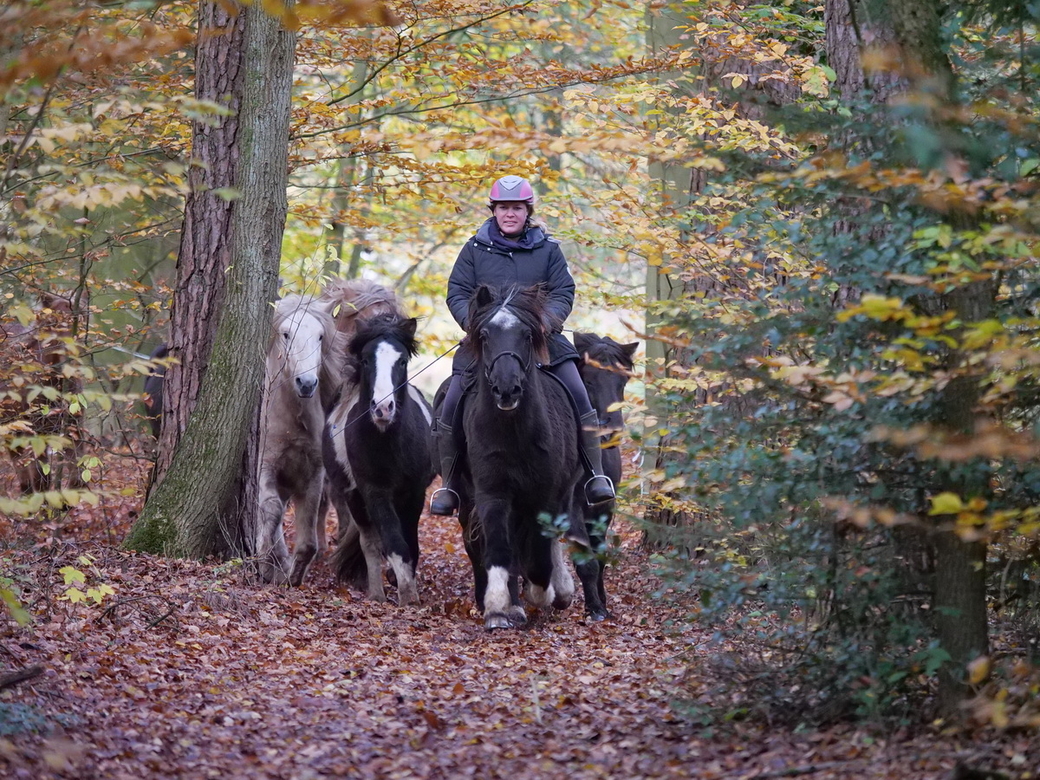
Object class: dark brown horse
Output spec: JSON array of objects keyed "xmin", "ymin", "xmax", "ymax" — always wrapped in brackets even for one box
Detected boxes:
[{"xmin": 573, "ymin": 332, "xmax": 637, "ymax": 620}]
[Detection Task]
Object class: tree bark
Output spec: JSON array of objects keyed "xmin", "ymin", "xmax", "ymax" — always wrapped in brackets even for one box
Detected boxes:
[
  {"xmin": 126, "ymin": 0, "xmax": 295, "ymax": 557},
  {"xmin": 879, "ymin": 0, "xmax": 989, "ymax": 715}
]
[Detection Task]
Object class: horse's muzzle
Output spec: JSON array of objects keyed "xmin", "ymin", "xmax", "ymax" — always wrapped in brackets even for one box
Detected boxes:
[
  {"xmin": 370, "ymin": 398, "xmax": 396, "ymax": 428},
  {"xmin": 295, "ymin": 375, "xmax": 318, "ymax": 398}
]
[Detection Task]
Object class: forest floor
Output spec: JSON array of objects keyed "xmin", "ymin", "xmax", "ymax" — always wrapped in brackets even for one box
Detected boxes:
[{"xmin": 0, "ymin": 455, "xmax": 1037, "ymax": 780}]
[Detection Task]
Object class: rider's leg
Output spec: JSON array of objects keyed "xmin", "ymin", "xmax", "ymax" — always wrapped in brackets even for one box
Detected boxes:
[
  {"xmin": 430, "ymin": 374, "xmax": 465, "ymax": 516},
  {"xmin": 547, "ymin": 360, "xmax": 616, "ymax": 505}
]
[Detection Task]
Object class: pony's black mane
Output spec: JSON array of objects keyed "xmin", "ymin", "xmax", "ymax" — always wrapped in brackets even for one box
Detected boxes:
[
  {"xmin": 350, "ymin": 312, "xmax": 419, "ymax": 358},
  {"xmin": 574, "ymin": 333, "xmax": 635, "ymax": 370},
  {"xmin": 463, "ymin": 285, "xmax": 553, "ymax": 362}
]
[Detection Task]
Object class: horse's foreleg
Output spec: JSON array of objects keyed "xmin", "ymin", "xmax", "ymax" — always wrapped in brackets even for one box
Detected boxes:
[
  {"xmin": 369, "ymin": 491, "xmax": 418, "ymax": 607},
  {"xmin": 347, "ymin": 492, "xmax": 386, "ymax": 602},
  {"xmin": 576, "ymin": 502, "xmax": 610, "ymax": 621},
  {"xmin": 289, "ymin": 474, "xmax": 325, "ymax": 587},
  {"xmin": 316, "ymin": 480, "xmax": 331, "ymax": 554},
  {"xmin": 550, "ymin": 538, "xmax": 576, "ymax": 611},
  {"xmin": 522, "ymin": 533, "xmax": 558, "ymax": 612},
  {"xmin": 255, "ymin": 478, "xmax": 290, "ymax": 585},
  {"xmin": 477, "ymin": 497, "xmax": 522, "ymax": 629}
]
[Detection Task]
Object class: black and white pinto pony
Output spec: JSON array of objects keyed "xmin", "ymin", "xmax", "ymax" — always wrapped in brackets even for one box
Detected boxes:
[
  {"xmin": 321, "ymin": 313, "xmax": 435, "ymax": 604},
  {"xmin": 572, "ymin": 332, "xmax": 637, "ymax": 621},
  {"xmin": 254, "ymin": 295, "xmax": 343, "ymax": 586},
  {"xmin": 452, "ymin": 285, "xmax": 586, "ymax": 630}
]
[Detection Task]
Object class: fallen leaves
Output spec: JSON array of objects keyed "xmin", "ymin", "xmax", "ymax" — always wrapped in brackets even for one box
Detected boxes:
[{"xmin": 0, "ymin": 458, "xmax": 1037, "ymax": 778}]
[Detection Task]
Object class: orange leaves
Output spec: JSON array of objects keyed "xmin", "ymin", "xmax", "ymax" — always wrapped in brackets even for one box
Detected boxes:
[
  {"xmin": 251, "ymin": 0, "xmax": 403, "ymax": 31},
  {"xmin": 0, "ymin": 4, "xmax": 194, "ymax": 93}
]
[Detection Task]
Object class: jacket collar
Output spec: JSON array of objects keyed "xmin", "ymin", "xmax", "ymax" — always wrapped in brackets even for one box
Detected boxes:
[{"xmin": 474, "ymin": 218, "xmax": 546, "ymax": 251}]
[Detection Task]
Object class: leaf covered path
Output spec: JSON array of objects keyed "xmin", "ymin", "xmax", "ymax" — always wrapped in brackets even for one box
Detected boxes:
[{"xmin": 1, "ymin": 506, "xmax": 1035, "ymax": 779}]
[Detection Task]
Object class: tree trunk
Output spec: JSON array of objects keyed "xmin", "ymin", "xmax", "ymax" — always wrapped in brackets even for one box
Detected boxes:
[
  {"xmin": 879, "ymin": 0, "xmax": 989, "ymax": 715},
  {"xmin": 126, "ymin": 0, "xmax": 295, "ymax": 558}
]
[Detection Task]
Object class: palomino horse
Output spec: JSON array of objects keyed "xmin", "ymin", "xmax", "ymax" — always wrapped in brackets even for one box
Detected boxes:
[
  {"xmin": 0, "ymin": 292, "xmax": 88, "ymax": 494},
  {"xmin": 322, "ymin": 313, "xmax": 434, "ymax": 603},
  {"xmin": 573, "ymin": 332, "xmax": 638, "ymax": 621},
  {"xmin": 450, "ymin": 285, "xmax": 583, "ymax": 630},
  {"xmin": 254, "ymin": 295, "xmax": 343, "ymax": 585}
]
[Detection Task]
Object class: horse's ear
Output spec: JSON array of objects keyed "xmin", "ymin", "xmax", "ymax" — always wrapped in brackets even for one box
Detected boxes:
[
  {"xmin": 573, "ymin": 332, "xmax": 593, "ymax": 354},
  {"xmin": 402, "ymin": 317, "xmax": 418, "ymax": 340},
  {"xmin": 623, "ymin": 342, "xmax": 639, "ymax": 362},
  {"xmin": 475, "ymin": 285, "xmax": 494, "ymax": 309}
]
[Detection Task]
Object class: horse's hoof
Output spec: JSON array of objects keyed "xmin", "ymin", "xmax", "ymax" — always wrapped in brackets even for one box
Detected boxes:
[
  {"xmin": 586, "ymin": 608, "xmax": 610, "ymax": 622},
  {"xmin": 552, "ymin": 593, "xmax": 573, "ymax": 610},
  {"xmin": 507, "ymin": 605, "xmax": 528, "ymax": 626},
  {"xmin": 485, "ymin": 613, "xmax": 513, "ymax": 631}
]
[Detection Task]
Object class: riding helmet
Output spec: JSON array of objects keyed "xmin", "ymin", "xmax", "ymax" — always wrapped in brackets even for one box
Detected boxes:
[{"xmin": 488, "ymin": 175, "xmax": 535, "ymax": 209}]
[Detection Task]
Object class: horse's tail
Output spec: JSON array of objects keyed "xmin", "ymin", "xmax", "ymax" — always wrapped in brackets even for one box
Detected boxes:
[{"xmin": 330, "ymin": 519, "xmax": 368, "ymax": 587}]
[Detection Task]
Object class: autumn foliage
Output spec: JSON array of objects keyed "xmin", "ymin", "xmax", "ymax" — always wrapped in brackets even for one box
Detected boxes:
[{"xmin": 3, "ymin": 0, "xmax": 1040, "ymax": 775}]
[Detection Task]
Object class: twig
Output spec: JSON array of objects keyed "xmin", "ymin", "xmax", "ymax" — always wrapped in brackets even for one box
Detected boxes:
[
  {"xmin": 95, "ymin": 595, "xmax": 178, "ymax": 629},
  {"xmin": 0, "ymin": 664, "xmax": 45, "ymax": 691}
]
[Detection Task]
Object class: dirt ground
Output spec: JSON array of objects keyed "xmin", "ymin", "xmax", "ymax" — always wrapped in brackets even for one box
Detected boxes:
[{"xmin": 0, "ymin": 453, "xmax": 1036, "ymax": 780}]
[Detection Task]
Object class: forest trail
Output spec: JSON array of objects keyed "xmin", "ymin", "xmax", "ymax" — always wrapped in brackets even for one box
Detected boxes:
[{"xmin": 0, "ymin": 490, "xmax": 1031, "ymax": 779}]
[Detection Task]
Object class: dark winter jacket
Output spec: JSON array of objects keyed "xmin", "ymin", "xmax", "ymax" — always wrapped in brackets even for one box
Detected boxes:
[{"xmin": 447, "ymin": 218, "xmax": 579, "ymax": 372}]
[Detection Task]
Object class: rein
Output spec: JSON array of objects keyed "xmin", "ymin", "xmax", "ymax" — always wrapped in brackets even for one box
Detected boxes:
[{"xmin": 326, "ymin": 340, "xmax": 460, "ymax": 436}]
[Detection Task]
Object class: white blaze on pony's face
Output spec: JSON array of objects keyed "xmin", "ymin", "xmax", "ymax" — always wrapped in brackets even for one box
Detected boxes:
[
  {"xmin": 280, "ymin": 307, "xmax": 326, "ymax": 399},
  {"xmin": 368, "ymin": 340, "xmax": 403, "ymax": 429}
]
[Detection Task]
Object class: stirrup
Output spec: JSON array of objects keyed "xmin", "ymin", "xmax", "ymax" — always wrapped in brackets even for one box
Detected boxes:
[
  {"xmin": 430, "ymin": 487, "xmax": 460, "ymax": 516},
  {"xmin": 584, "ymin": 474, "xmax": 615, "ymax": 505}
]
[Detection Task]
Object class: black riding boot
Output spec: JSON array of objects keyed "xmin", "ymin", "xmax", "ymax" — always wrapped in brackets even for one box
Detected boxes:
[
  {"xmin": 579, "ymin": 410, "xmax": 615, "ymax": 505},
  {"xmin": 430, "ymin": 421, "xmax": 461, "ymax": 516}
]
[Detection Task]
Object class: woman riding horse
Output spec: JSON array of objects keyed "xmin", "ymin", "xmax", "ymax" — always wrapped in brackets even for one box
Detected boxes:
[{"xmin": 431, "ymin": 175, "xmax": 615, "ymax": 516}]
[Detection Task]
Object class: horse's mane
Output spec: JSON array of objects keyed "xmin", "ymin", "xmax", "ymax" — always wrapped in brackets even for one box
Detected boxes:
[
  {"xmin": 320, "ymin": 278, "xmax": 402, "ymax": 338},
  {"xmin": 463, "ymin": 285, "xmax": 553, "ymax": 365},
  {"xmin": 351, "ymin": 312, "xmax": 419, "ymax": 359},
  {"xmin": 573, "ymin": 332, "xmax": 636, "ymax": 371}
]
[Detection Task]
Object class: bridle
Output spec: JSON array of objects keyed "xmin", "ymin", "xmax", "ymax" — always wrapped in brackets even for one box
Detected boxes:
[
  {"xmin": 480, "ymin": 311, "xmax": 534, "ymax": 381},
  {"xmin": 483, "ymin": 344, "xmax": 531, "ymax": 380}
]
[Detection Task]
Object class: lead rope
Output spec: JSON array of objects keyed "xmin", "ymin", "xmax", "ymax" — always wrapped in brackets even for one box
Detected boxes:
[{"xmin": 326, "ymin": 340, "xmax": 461, "ymax": 437}]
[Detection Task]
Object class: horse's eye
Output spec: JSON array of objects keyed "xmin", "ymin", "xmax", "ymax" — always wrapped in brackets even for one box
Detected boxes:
[
  {"xmin": 282, "ymin": 332, "xmax": 289, "ymax": 341},
  {"xmin": 318, "ymin": 334, "xmax": 323, "ymax": 341}
]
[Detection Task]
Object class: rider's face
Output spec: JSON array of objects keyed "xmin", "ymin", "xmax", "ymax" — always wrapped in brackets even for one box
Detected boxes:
[{"xmin": 493, "ymin": 202, "xmax": 529, "ymax": 237}]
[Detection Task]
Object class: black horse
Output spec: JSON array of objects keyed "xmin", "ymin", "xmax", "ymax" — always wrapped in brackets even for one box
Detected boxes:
[
  {"xmin": 446, "ymin": 285, "xmax": 588, "ymax": 630},
  {"xmin": 142, "ymin": 343, "xmax": 169, "ymax": 438},
  {"xmin": 323, "ymin": 313, "xmax": 435, "ymax": 604},
  {"xmin": 572, "ymin": 332, "xmax": 638, "ymax": 620}
]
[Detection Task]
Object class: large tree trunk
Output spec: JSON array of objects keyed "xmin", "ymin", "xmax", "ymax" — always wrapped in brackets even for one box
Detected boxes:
[
  {"xmin": 126, "ymin": 0, "xmax": 295, "ymax": 557},
  {"xmin": 828, "ymin": 0, "xmax": 990, "ymax": 714}
]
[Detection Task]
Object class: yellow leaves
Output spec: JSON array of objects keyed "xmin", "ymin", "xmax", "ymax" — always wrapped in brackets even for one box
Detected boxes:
[
  {"xmin": 929, "ymin": 492, "xmax": 966, "ymax": 516},
  {"xmin": 967, "ymin": 656, "xmax": 990, "ymax": 686},
  {"xmin": 836, "ymin": 294, "xmax": 909, "ymax": 323}
]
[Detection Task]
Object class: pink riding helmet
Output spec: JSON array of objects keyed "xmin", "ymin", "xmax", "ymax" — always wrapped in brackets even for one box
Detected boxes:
[{"xmin": 488, "ymin": 175, "xmax": 535, "ymax": 208}]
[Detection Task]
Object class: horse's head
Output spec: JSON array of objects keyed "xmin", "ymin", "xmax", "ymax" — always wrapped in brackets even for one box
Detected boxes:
[
  {"xmin": 574, "ymin": 332, "xmax": 637, "ymax": 434},
  {"xmin": 466, "ymin": 285, "xmax": 551, "ymax": 412},
  {"xmin": 352, "ymin": 314, "xmax": 418, "ymax": 430},
  {"xmin": 271, "ymin": 296, "xmax": 333, "ymax": 399}
]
